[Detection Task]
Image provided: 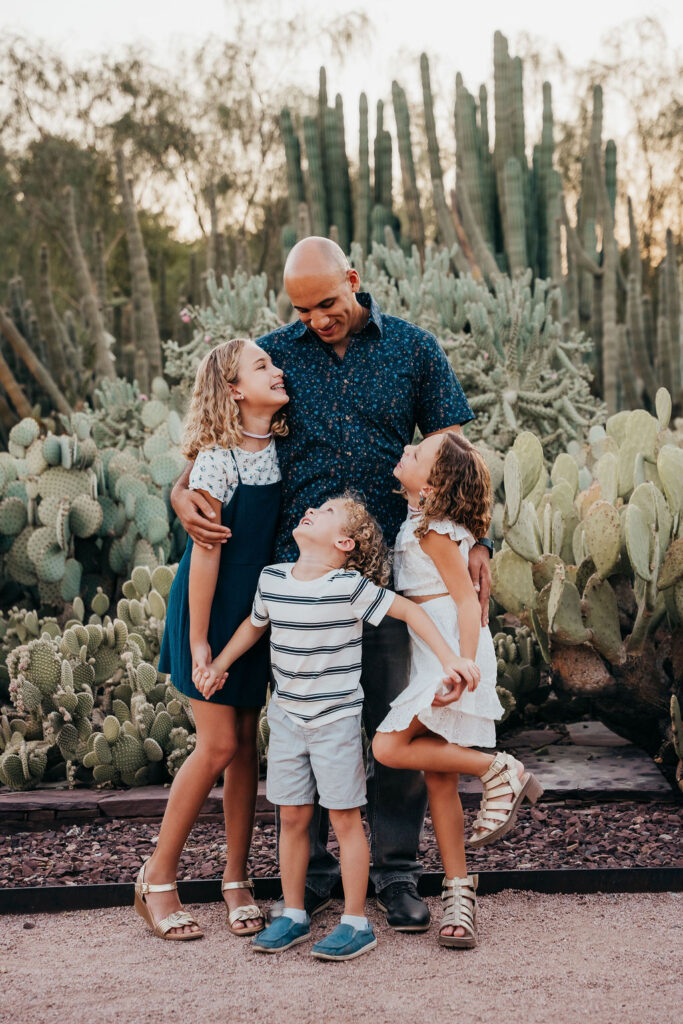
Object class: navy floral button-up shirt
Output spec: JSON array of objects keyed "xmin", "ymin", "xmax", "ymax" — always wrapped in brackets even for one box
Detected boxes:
[{"xmin": 257, "ymin": 292, "xmax": 474, "ymax": 562}]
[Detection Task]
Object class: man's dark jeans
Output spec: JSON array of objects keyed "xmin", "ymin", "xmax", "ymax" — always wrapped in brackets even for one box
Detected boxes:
[{"xmin": 274, "ymin": 615, "xmax": 428, "ymax": 896}]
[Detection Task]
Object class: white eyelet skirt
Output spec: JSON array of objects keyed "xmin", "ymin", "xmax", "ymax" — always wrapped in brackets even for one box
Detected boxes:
[{"xmin": 376, "ymin": 595, "xmax": 504, "ymax": 747}]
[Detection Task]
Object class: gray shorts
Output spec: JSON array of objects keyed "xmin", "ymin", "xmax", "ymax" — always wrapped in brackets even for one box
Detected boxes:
[{"xmin": 266, "ymin": 698, "xmax": 367, "ymax": 810}]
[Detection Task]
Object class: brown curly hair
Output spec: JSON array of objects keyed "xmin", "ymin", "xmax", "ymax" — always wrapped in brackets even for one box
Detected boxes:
[
  {"xmin": 335, "ymin": 491, "xmax": 390, "ymax": 587},
  {"xmin": 414, "ymin": 432, "xmax": 492, "ymax": 541},
  {"xmin": 181, "ymin": 338, "xmax": 288, "ymax": 460}
]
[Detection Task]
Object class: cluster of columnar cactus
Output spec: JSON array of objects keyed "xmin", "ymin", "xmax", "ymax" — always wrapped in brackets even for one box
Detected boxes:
[
  {"xmin": 276, "ymin": 36, "xmax": 680, "ymax": 419},
  {"xmin": 0, "ymin": 565, "xmax": 198, "ymax": 789},
  {"xmin": 490, "ymin": 389, "xmax": 682, "ymax": 762},
  {"xmin": 279, "ymin": 69, "xmax": 399, "ymax": 257},
  {"xmin": 0, "ymin": 404, "xmax": 185, "ymax": 610}
]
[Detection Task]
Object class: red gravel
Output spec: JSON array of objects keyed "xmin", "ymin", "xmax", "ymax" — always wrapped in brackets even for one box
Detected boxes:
[{"xmin": 1, "ymin": 800, "xmax": 680, "ymax": 887}]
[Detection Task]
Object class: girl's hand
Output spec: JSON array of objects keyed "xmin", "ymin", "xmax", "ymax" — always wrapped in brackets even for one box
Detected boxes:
[
  {"xmin": 191, "ymin": 641, "xmax": 213, "ymax": 678},
  {"xmin": 441, "ymin": 656, "xmax": 480, "ymax": 692},
  {"xmin": 432, "ymin": 677, "xmax": 467, "ymax": 706},
  {"xmin": 192, "ymin": 663, "xmax": 229, "ymax": 700}
]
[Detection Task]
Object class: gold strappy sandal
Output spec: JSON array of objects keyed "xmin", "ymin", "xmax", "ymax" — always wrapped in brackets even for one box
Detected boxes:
[
  {"xmin": 468, "ymin": 751, "xmax": 544, "ymax": 848},
  {"xmin": 439, "ymin": 874, "xmax": 478, "ymax": 949},
  {"xmin": 222, "ymin": 879, "xmax": 265, "ymax": 936},
  {"xmin": 134, "ymin": 860, "xmax": 203, "ymax": 940}
]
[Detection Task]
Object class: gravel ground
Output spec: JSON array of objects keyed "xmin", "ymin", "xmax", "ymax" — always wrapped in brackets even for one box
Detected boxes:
[
  {"xmin": 2, "ymin": 891, "xmax": 680, "ymax": 1024},
  {"xmin": 1, "ymin": 801, "xmax": 681, "ymax": 887}
]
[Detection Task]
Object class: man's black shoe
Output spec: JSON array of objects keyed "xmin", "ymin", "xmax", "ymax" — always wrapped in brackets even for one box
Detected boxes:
[
  {"xmin": 267, "ymin": 887, "xmax": 332, "ymax": 923},
  {"xmin": 376, "ymin": 881, "xmax": 431, "ymax": 932}
]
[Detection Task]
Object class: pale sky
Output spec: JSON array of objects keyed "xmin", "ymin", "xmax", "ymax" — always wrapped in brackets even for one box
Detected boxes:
[
  {"xmin": 5, "ymin": 0, "xmax": 680, "ymax": 238},
  {"xmin": 7, "ymin": 0, "xmax": 680, "ymax": 114}
]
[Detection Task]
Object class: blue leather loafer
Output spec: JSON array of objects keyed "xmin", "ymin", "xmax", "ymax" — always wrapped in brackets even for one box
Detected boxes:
[
  {"xmin": 252, "ymin": 915, "xmax": 310, "ymax": 953},
  {"xmin": 311, "ymin": 923, "xmax": 377, "ymax": 961}
]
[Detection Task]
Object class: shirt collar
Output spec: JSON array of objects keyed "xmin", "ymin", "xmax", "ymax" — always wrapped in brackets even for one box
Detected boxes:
[{"xmin": 291, "ymin": 291, "xmax": 383, "ymax": 342}]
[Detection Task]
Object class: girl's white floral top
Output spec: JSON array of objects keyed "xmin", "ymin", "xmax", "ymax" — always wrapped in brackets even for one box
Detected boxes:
[{"xmin": 188, "ymin": 441, "xmax": 281, "ymax": 506}]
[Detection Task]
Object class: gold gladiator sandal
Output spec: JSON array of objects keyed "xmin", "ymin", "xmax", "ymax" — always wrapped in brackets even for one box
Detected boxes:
[
  {"xmin": 468, "ymin": 751, "xmax": 544, "ymax": 848},
  {"xmin": 439, "ymin": 874, "xmax": 478, "ymax": 949},
  {"xmin": 222, "ymin": 879, "xmax": 265, "ymax": 936},
  {"xmin": 134, "ymin": 860, "xmax": 203, "ymax": 940}
]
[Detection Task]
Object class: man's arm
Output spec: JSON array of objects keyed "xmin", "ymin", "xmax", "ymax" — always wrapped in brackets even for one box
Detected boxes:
[{"xmin": 170, "ymin": 462, "xmax": 232, "ymax": 549}]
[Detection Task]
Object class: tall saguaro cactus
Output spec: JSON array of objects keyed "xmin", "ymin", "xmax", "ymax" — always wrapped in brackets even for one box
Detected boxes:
[
  {"xmin": 392, "ymin": 81, "xmax": 425, "ymax": 255},
  {"xmin": 63, "ymin": 185, "xmax": 115, "ymax": 382},
  {"xmin": 115, "ymin": 150, "xmax": 162, "ymax": 382},
  {"xmin": 354, "ymin": 93, "xmax": 371, "ymax": 253}
]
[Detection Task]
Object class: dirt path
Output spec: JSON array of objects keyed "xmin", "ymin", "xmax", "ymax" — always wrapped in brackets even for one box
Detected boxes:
[{"xmin": 2, "ymin": 891, "xmax": 679, "ymax": 1024}]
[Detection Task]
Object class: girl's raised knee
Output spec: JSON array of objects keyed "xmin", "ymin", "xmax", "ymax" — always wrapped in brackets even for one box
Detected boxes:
[{"xmin": 371, "ymin": 732, "xmax": 394, "ymax": 767}]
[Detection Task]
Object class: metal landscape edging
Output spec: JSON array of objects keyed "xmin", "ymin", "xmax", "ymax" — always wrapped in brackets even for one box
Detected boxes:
[{"xmin": 2, "ymin": 867, "xmax": 681, "ymax": 915}]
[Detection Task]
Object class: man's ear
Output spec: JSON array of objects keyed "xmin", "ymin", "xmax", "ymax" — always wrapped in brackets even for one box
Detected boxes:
[
  {"xmin": 335, "ymin": 536, "xmax": 355, "ymax": 553},
  {"xmin": 347, "ymin": 268, "xmax": 360, "ymax": 293}
]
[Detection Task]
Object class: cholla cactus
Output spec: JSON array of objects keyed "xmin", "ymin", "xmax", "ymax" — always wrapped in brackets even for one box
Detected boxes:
[
  {"xmin": 490, "ymin": 388, "xmax": 682, "ymax": 756},
  {"xmin": 163, "ymin": 269, "xmax": 279, "ymax": 391},
  {"xmin": 351, "ymin": 243, "xmax": 605, "ymax": 458}
]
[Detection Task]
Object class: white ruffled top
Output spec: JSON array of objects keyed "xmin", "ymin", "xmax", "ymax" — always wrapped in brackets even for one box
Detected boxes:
[{"xmin": 393, "ymin": 514, "xmax": 477, "ymax": 596}]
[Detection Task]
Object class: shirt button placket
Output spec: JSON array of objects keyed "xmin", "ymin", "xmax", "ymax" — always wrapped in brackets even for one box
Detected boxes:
[{"xmin": 341, "ymin": 373, "xmax": 353, "ymax": 460}]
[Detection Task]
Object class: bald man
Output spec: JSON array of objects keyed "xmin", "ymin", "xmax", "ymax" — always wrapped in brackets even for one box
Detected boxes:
[{"xmin": 171, "ymin": 237, "xmax": 492, "ymax": 931}]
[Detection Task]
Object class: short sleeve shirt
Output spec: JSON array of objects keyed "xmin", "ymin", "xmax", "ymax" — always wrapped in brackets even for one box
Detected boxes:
[
  {"xmin": 188, "ymin": 441, "xmax": 280, "ymax": 506},
  {"xmin": 257, "ymin": 292, "xmax": 474, "ymax": 561},
  {"xmin": 251, "ymin": 563, "xmax": 395, "ymax": 728}
]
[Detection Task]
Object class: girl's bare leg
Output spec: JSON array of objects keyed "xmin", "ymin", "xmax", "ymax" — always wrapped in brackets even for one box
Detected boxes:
[
  {"xmin": 328, "ymin": 808, "xmax": 370, "ymax": 918},
  {"xmin": 373, "ymin": 718, "xmax": 499, "ymax": 776},
  {"xmin": 221, "ymin": 706, "xmax": 261, "ymax": 929},
  {"xmin": 424, "ymin": 771, "xmax": 467, "ymax": 938},
  {"xmin": 143, "ymin": 700, "xmax": 239, "ymax": 935}
]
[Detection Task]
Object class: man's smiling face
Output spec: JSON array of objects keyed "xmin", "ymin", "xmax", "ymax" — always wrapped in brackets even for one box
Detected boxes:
[{"xmin": 286, "ymin": 266, "xmax": 363, "ymax": 345}]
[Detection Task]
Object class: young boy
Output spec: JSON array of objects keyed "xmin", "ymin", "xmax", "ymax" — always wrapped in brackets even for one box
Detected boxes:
[{"xmin": 194, "ymin": 493, "xmax": 477, "ymax": 960}]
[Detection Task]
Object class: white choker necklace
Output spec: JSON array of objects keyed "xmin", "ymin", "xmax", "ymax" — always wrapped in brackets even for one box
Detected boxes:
[
  {"xmin": 408, "ymin": 503, "xmax": 421, "ymax": 514},
  {"xmin": 242, "ymin": 430, "xmax": 272, "ymax": 439}
]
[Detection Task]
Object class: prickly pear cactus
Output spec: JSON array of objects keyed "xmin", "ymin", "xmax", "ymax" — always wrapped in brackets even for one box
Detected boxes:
[
  {"xmin": 489, "ymin": 390, "xmax": 683, "ymax": 772},
  {"xmin": 0, "ymin": 564, "xmax": 196, "ymax": 790},
  {"xmin": 0, "ymin": 410, "xmax": 185, "ymax": 611}
]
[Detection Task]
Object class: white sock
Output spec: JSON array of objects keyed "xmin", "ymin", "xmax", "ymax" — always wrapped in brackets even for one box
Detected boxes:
[
  {"xmin": 341, "ymin": 913, "xmax": 370, "ymax": 931},
  {"xmin": 282, "ymin": 907, "xmax": 309, "ymax": 924}
]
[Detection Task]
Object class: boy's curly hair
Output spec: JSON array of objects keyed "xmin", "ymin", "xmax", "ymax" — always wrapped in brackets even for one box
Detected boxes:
[
  {"xmin": 414, "ymin": 432, "xmax": 492, "ymax": 541},
  {"xmin": 181, "ymin": 337, "xmax": 288, "ymax": 460},
  {"xmin": 335, "ymin": 491, "xmax": 390, "ymax": 586}
]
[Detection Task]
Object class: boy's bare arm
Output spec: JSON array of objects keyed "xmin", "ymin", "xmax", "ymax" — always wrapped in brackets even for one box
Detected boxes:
[{"xmin": 386, "ymin": 594, "xmax": 479, "ymax": 689}]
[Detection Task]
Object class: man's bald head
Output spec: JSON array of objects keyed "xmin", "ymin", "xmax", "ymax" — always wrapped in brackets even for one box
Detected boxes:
[
  {"xmin": 283, "ymin": 236, "xmax": 349, "ymax": 286},
  {"xmin": 282, "ymin": 236, "xmax": 366, "ymax": 347}
]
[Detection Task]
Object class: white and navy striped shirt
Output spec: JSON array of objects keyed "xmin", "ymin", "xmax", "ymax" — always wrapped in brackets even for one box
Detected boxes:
[{"xmin": 251, "ymin": 564, "xmax": 396, "ymax": 729}]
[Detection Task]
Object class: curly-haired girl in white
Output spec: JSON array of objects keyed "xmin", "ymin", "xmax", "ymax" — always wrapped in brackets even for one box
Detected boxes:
[{"xmin": 373, "ymin": 431, "xmax": 543, "ymax": 949}]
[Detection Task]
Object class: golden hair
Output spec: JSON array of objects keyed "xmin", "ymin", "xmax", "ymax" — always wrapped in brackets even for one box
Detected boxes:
[
  {"xmin": 181, "ymin": 338, "xmax": 288, "ymax": 460},
  {"xmin": 336, "ymin": 491, "xmax": 390, "ymax": 587},
  {"xmin": 414, "ymin": 432, "xmax": 492, "ymax": 541}
]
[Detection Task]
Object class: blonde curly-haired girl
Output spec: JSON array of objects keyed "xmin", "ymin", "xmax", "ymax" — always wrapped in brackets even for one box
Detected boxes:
[
  {"xmin": 195, "ymin": 492, "xmax": 473, "ymax": 961},
  {"xmin": 135, "ymin": 338, "xmax": 288, "ymax": 942},
  {"xmin": 373, "ymin": 431, "xmax": 544, "ymax": 950}
]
